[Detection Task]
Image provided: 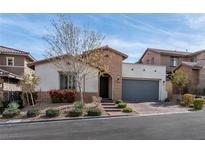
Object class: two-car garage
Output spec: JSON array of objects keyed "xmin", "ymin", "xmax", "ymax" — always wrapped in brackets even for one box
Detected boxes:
[{"xmin": 122, "ymin": 63, "xmax": 167, "ymax": 102}]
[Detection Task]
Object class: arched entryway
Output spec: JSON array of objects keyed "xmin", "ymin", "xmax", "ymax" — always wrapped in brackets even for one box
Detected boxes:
[{"xmin": 99, "ymin": 74, "xmax": 112, "ymax": 99}]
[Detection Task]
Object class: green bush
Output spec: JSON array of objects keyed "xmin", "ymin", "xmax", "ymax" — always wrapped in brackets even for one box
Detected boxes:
[
  {"xmin": 122, "ymin": 107, "xmax": 133, "ymax": 113},
  {"xmin": 193, "ymin": 98, "xmax": 204, "ymax": 110},
  {"xmin": 117, "ymin": 102, "xmax": 127, "ymax": 108},
  {"xmin": 115, "ymin": 100, "xmax": 124, "ymax": 104},
  {"xmin": 27, "ymin": 109, "xmax": 40, "ymax": 118},
  {"xmin": 74, "ymin": 101, "xmax": 83, "ymax": 109},
  {"xmin": 183, "ymin": 94, "xmax": 194, "ymax": 106},
  {"xmin": 46, "ymin": 109, "xmax": 60, "ymax": 118},
  {"xmin": 87, "ymin": 108, "xmax": 102, "ymax": 116},
  {"xmin": 69, "ymin": 108, "xmax": 83, "ymax": 117},
  {"xmin": 8, "ymin": 101, "xmax": 20, "ymax": 109},
  {"xmin": 2, "ymin": 108, "xmax": 20, "ymax": 118}
]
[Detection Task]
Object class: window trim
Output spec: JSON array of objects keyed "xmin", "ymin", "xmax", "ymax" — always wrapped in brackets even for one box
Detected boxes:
[
  {"xmin": 6, "ymin": 57, "xmax": 14, "ymax": 66},
  {"xmin": 59, "ymin": 72, "xmax": 77, "ymax": 90}
]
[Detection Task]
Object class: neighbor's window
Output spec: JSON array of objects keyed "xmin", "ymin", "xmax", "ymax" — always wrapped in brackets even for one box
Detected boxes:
[
  {"xmin": 151, "ymin": 57, "xmax": 155, "ymax": 64},
  {"xmin": 6, "ymin": 57, "xmax": 14, "ymax": 66},
  {"xmin": 170, "ymin": 57, "xmax": 178, "ymax": 67},
  {"xmin": 191, "ymin": 56, "xmax": 197, "ymax": 62},
  {"xmin": 59, "ymin": 72, "xmax": 76, "ymax": 89}
]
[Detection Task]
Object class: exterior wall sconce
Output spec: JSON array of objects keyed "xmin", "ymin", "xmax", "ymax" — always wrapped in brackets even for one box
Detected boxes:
[{"xmin": 117, "ymin": 75, "xmax": 120, "ymax": 82}]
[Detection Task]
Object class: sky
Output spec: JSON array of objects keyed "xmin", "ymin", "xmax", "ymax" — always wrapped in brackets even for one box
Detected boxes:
[{"xmin": 1, "ymin": 13, "xmax": 205, "ymax": 62}]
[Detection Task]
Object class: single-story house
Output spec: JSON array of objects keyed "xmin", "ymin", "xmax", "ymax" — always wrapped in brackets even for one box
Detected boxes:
[{"xmin": 30, "ymin": 46, "xmax": 167, "ymax": 103}]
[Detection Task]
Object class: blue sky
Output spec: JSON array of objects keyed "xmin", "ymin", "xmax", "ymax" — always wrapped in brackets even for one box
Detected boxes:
[{"xmin": 1, "ymin": 13, "xmax": 205, "ymax": 62}]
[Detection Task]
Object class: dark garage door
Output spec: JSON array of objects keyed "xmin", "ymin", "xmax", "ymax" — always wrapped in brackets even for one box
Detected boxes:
[{"xmin": 122, "ymin": 79, "xmax": 159, "ymax": 102}]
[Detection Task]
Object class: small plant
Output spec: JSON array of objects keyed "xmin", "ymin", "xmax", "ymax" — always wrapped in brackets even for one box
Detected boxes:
[
  {"xmin": 2, "ymin": 108, "xmax": 20, "ymax": 118},
  {"xmin": 87, "ymin": 108, "xmax": 102, "ymax": 116},
  {"xmin": 122, "ymin": 107, "xmax": 133, "ymax": 113},
  {"xmin": 27, "ymin": 108, "xmax": 40, "ymax": 118},
  {"xmin": 193, "ymin": 98, "xmax": 204, "ymax": 110},
  {"xmin": 69, "ymin": 107, "xmax": 83, "ymax": 117},
  {"xmin": 115, "ymin": 100, "xmax": 124, "ymax": 104},
  {"xmin": 8, "ymin": 101, "xmax": 20, "ymax": 109},
  {"xmin": 183, "ymin": 94, "xmax": 194, "ymax": 106},
  {"xmin": 117, "ymin": 102, "xmax": 127, "ymax": 108},
  {"xmin": 46, "ymin": 109, "xmax": 60, "ymax": 118},
  {"xmin": 74, "ymin": 101, "xmax": 83, "ymax": 109}
]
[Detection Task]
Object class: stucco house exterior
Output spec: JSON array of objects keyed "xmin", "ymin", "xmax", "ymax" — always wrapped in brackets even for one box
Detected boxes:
[
  {"xmin": 0, "ymin": 46, "xmax": 35, "ymax": 100},
  {"xmin": 31, "ymin": 46, "xmax": 167, "ymax": 103}
]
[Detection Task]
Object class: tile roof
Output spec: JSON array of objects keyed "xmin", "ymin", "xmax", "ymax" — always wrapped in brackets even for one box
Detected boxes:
[
  {"xmin": 147, "ymin": 48, "xmax": 191, "ymax": 56},
  {"xmin": 0, "ymin": 46, "xmax": 36, "ymax": 61}
]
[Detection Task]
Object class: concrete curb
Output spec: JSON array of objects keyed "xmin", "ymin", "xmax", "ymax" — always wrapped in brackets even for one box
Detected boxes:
[{"xmin": 0, "ymin": 114, "xmax": 132, "ymax": 126}]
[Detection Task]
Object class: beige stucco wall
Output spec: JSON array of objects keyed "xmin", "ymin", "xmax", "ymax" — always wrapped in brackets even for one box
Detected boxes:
[
  {"xmin": 35, "ymin": 61, "xmax": 98, "ymax": 93},
  {"xmin": 122, "ymin": 63, "xmax": 167, "ymax": 101}
]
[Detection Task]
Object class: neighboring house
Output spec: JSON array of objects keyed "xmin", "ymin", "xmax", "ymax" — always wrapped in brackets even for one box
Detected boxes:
[
  {"xmin": 138, "ymin": 48, "xmax": 205, "ymax": 94},
  {"xmin": 138, "ymin": 48, "xmax": 191, "ymax": 74},
  {"xmin": 0, "ymin": 46, "xmax": 35, "ymax": 100},
  {"xmin": 30, "ymin": 46, "xmax": 167, "ymax": 103}
]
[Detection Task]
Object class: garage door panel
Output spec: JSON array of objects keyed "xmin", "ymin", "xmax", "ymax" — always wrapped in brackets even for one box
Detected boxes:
[{"xmin": 122, "ymin": 79, "xmax": 159, "ymax": 102}]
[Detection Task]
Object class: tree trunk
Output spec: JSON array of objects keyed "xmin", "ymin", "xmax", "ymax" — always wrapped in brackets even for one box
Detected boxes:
[
  {"xmin": 30, "ymin": 92, "xmax": 35, "ymax": 107},
  {"xmin": 26, "ymin": 92, "xmax": 29, "ymax": 105},
  {"xmin": 79, "ymin": 85, "xmax": 84, "ymax": 104}
]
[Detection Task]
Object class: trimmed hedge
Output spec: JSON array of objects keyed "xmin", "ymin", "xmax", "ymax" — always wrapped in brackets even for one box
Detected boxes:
[
  {"xmin": 193, "ymin": 98, "xmax": 204, "ymax": 110},
  {"xmin": 27, "ymin": 109, "xmax": 40, "ymax": 118},
  {"xmin": 117, "ymin": 102, "xmax": 127, "ymax": 108},
  {"xmin": 49, "ymin": 89, "xmax": 76, "ymax": 103},
  {"xmin": 46, "ymin": 109, "xmax": 60, "ymax": 118},
  {"xmin": 69, "ymin": 108, "xmax": 83, "ymax": 117},
  {"xmin": 87, "ymin": 108, "xmax": 102, "ymax": 116},
  {"xmin": 123, "ymin": 107, "xmax": 133, "ymax": 113}
]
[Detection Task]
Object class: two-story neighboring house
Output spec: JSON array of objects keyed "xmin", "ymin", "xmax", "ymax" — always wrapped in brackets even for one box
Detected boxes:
[
  {"xmin": 138, "ymin": 48, "xmax": 205, "ymax": 95},
  {"xmin": 138, "ymin": 48, "xmax": 191, "ymax": 74},
  {"xmin": 0, "ymin": 46, "xmax": 35, "ymax": 100}
]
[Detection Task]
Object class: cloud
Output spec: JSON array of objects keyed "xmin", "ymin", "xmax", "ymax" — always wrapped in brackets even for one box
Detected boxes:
[{"xmin": 183, "ymin": 14, "xmax": 205, "ymax": 29}]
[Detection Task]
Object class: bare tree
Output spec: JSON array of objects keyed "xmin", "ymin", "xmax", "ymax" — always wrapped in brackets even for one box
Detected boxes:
[
  {"xmin": 20, "ymin": 73, "xmax": 39, "ymax": 106},
  {"xmin": 44, "ymin": 15, "xmax": 110, "ymax": 104}
]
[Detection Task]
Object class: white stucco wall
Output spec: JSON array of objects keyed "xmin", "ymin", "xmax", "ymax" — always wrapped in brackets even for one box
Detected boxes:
[
  {"xmin": 35, "ymin": 62, "xmax": 98, "ymax": 93},
  {"xmin": 122, "ymin": 63, "xmax": 167, "ymax": 101}
]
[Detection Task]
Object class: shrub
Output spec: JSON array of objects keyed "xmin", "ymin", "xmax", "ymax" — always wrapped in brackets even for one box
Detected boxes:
[
  {"xmin": 117, "ymin": 102, "xmax": 127, "ymax": 108},
  {"xmin": 123, "ymin": 107, "xmax": 133, "ymax": 113},
  {"xmin": 49, "ymin": 89, "xmax": 76, "ymax": 103},
  {"xmin": 27, "ymin": 109, "xmax": 40, "ymax": 118},
  {"xmin": 193, "ymin": 98, "xmax": 204, "ymax": 110},
  {"xmin": 2, "ymin": 108, "xmax": 20, "ymax": 118},
  {"xmin": 46, "ymin": 109, "xmax": 60, "ymax": 118},
  {"xmin": 49, "ymin": 90, "xmax": 64, "ymax": 103},
  {"xmin": 8, "ymin": 101, "xmax": 20, "ymax": 109},
  {"xmin": 115, "ymin": 100, "xmax": 124, "ymax": 104},
  {"xmin": 87, "ymin": 108, "xmax": 102, "ymax": 116},
  {"xmin": 64, "ymin": 90, "xmax": 76, "ymax": 103},
  {"xmin": 183, "ymin": 94, "xmax": 194, "ymax": 106},
  {"xmin": 2, "ymin": 100, "xmax": 10, "ymax": 108},
  {"xmin": 69, "ymin": 108, "xmax": 83, "ymax": 117},
  {"xmin": 74, "ymin": 101, "xmax": 83, "ymax": 109}
]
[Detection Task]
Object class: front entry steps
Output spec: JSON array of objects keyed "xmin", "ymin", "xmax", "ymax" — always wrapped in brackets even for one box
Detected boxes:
[{"xmin": 101, "ymin": 99, "xmax": 122, "ymax": 112}]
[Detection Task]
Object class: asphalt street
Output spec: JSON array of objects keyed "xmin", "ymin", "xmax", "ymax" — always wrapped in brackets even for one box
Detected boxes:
[{"xmin": 1, "ymin": 112, "xmax": 205, "ymax": 139}]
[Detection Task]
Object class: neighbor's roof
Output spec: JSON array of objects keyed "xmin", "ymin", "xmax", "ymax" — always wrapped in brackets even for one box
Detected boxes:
[
  {"xmin": 29, "ymin": 45, "xmax": 128, "ymax": 66},
  {"xmin": 137, "ymin": 48, "xmax": 192, "ymax": 63},
  {"xmin": 0, "ymin": 46, "xmax": 36, "ymax": 61},
  {"xmin": 0, "ymin": 68, "xmax": 21, "ymax": 80},
  {"xmin": 174, "ymin": 61, "xmax": 202, "ymax": 71}
]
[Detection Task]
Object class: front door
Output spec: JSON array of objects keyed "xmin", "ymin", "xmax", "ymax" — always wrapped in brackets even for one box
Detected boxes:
[{"xmin": 100, "ymin": 76, "xmax": 109, "ymax": 98}]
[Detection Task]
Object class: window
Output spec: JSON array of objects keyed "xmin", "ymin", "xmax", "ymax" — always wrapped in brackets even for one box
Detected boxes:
[
  {"xmin": 151, "ymin": 57, "xmax": 155, "ymax": 64},
  {"xmin": 191, "ymin": 56, "xmax": 197, "ymax": 62},
  {"xmin": 6, "ymin": 57, "xmax": 14, "ymax": 66},
  {"xmin": 146, "ymin": 59, "xmax": 150, "ymax": 64},
  {"xmin": 59, "ymin": 72, "xmax": 76, "ymax": 89},
  {"xmin": 170, "ymin": 57, "xmax": 178, "ymax": 67}
]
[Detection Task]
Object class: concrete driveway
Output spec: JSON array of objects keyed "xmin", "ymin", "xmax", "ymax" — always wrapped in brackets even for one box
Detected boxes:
[{"xmin": 128, "ymin": 102, "xmax": 192, "ymax": 115}]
